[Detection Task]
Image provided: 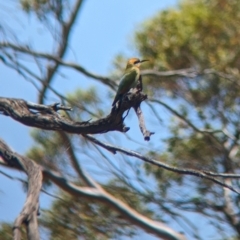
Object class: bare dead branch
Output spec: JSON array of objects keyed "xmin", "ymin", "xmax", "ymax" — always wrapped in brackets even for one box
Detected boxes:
[
  {"xmin": 133, "ymin": 104, "xmax": 154, "ymax": 141},
  {"xmin": 141, "ymin": 68, "xmax": 197, "ymax": 78},
  {"xmin": 0, "ymin": 139, "xmax": 42, "ymax": 240},
  {"xmin": 26, "ymin": 101, "xmax": 72, "ymax": 112},
  {"xmin": 0, "ymin": 93, "xmax": 148, "ymax": 138},
  {"xmin": 141, "ymin": 68, "xmax": 240, "ymax": 88}
]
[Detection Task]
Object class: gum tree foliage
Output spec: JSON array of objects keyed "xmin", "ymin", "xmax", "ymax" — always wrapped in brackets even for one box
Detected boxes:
[
  {"xmin": 1, "ymin": 0, "xmax": 240, "ymax": 239},
  {"xmin": 135, "ymin": 0, "xmax": 240, "ymax": 238}
]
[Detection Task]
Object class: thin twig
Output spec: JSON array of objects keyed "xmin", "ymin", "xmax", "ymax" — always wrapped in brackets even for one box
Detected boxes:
[{"xmin": 84, "ymin": 135, "xmax": 240, "ymax": 194}]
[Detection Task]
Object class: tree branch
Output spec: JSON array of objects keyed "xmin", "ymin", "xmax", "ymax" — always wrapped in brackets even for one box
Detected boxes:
[
  {"xmin": 0, "ymin": 41, "xmax": 117, "ymax": 90},
  {"xmin": 58, "ymin": 131, "xmax": 99, "ymax": 188},
  {"xmin": 133, "ymin": 104, "xmax": 154, "ymax": 141},
  {"xmin": 141, "ymin": 68, "xmax": 240, "ymax": 88},
  {"xmin": 149, "ymin": 98, "xmax": 224, "ymax": 149},
  {"xmin": 141, "ymin": 68, "xmax": 197, "ymax": 78},
  {"xmin": 222, "ymin": 179, "xmax": 240, "ymax": 234},
  {"xmin": 0, "ymin": 93, "xmax": 149, "ymax": 139},
  {"xmin": 0, "ymin": 139, "xmax": 186, "ymax": 240},
  {"xmin": 39, "ymin": 0, "xmax": 85, "ymax": 103},
  {"xmin": 44, "ymin": 169, "xmax": 186, "ymax": 240},
  {"xmin": 84, "ymin": 135, "xmax": 240, "ymax": 194},
  {"xmin": 0, "ymin": 140, "xmax": 42, "ymax": 240}
]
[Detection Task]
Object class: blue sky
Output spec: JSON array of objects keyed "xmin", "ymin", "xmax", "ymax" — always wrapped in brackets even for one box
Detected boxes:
[
  {"xmin": 1, "ymin": 1, "xmax": 235, "ymax": 239},
  {"xmin": 1, "ymin": 0, "xmax": 178, "ymax": 148},
  {"xmin": 1, "ymin": 0, "xmax": 216, "ymax": 239}
]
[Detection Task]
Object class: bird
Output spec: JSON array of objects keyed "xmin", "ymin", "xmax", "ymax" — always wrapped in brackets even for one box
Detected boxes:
[{"xmin": 112, "ymin": 58, "xmax": 148, "ymax": 107}]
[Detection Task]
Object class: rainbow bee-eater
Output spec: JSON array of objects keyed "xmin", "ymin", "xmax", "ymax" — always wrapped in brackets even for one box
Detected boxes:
[{"xmin": 112, "ymin": 58, "xmax": 148, "ymax": 107}]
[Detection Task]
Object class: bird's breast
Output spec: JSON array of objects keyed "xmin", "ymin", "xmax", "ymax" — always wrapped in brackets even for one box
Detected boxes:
[{"xmin": 117, "ymin": 68, "xmax": 140, "ymax": 94}]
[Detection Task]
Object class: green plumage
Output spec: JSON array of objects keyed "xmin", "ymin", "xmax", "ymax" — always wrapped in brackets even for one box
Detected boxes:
[
  {"xmin": 112, "ymin": 58, "xmax": 148, "ymax": 107},
  {"xmin": 112, "ymin": 66, "xmax": 140, "ymax": 106}
]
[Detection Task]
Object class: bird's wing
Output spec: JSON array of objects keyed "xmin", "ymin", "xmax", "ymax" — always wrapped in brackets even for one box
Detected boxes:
[{"xmin": 117, "ymin": 69, "xmax": 138, "ymax": 94}]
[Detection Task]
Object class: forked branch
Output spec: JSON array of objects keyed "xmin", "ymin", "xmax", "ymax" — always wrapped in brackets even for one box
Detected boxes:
[{"xmin": 0, "ymin": 91, "xmax": 152, "ymax": 140}]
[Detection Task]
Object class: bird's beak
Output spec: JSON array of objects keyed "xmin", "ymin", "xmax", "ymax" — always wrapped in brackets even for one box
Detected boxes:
[{"xmin": 140, "ymin": 59, "xmax": 149, "ymax": 63}]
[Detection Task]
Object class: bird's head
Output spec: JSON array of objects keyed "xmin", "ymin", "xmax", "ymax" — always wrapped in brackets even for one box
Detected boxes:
[{"xmin": 126, "ymin": 58, "xmax": 148, "ymax": 70}]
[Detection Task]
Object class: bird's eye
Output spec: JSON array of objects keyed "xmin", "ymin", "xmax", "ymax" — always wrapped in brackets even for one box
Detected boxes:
[{"xmin": 134, "ymin": 60, "xmax": 140, "ymax": 64}]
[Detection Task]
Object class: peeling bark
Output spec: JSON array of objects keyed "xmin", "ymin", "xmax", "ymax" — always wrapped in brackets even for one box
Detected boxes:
[{"xmin": 0, "ymin": 140, "xmax": 42, "ymax": 240}]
